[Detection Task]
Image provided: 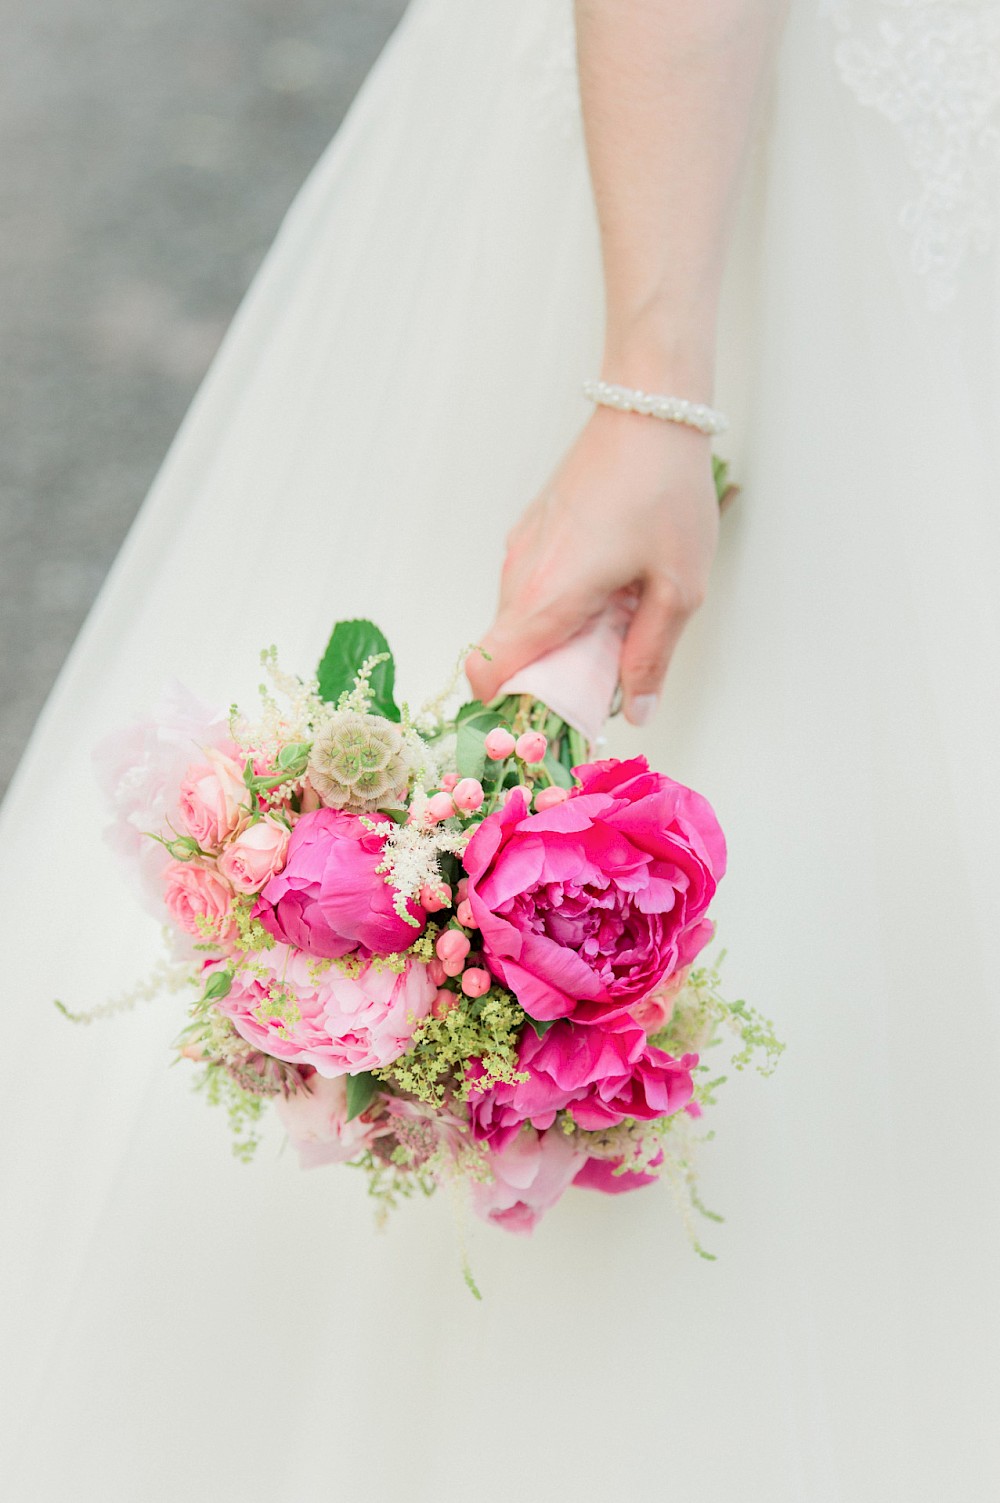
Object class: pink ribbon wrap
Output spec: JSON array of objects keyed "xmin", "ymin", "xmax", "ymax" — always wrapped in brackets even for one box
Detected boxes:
[{"xmin": 496, "ymin": 594, "xmax": 636, "ymax": 747}]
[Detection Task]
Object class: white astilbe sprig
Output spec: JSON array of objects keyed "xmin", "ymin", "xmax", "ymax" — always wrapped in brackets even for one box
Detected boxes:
[
  {"xmin": 55, "ymin": 949, "xmax": 191, "ymax": 1024},
  {"xmin": 229, "ymin": 646, "xmax": 333, "ymax": 763},
  {"xmin": 398, "ymin": 716, "xmax": 443, "ymax": 795},
  {"xmin": 416, "ymin": 640, "xmax": 481, "ymax": 736},
  {"xmin": 366, "ymin": 808, "xmax": 471, "ymax": 924},
  {"xmin": 337, "ymin": 651, "xmax": 390, "ymax": 715}
]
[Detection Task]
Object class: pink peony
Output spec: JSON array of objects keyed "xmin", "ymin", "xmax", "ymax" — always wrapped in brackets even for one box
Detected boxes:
[
  {"xmin": 468, "ymin": 1019, "xmax": 696, "ymax": 1151},
  {"xmin": 177, "ymin": 748, "xmax": 248, "ymax": 851},
  {"xmin": 220, "ymin": 946, "xmax": 435, "ymax": 1076},
  {"xmin": 462, "ymin": 756, "xmax": 725, "ymax": 1025},
  {"xmin": 275, "ymin": 1073, "xmax": 387, "ymax": 1169},
  {"xmin": 470, "ymin": 1125, "xmax": 587, "ymax": 1235},
  {"xmin": 163, "ymin": 859, "xmax": 235, "ymax": 944},
  {"xmin": 381, "ymin": 1095, "xmax": 470, "ymax": 1169},
  {"xmin": 573, "ymin": 1150, "xmax": 665, "ymax": 1195},
  {"xmin": 254, "ymin": 807, "xmax": 425, "ymax": 959},
  {"xmin": 217, "ymin": 815, "xmax": 290, "ymax": 894}
]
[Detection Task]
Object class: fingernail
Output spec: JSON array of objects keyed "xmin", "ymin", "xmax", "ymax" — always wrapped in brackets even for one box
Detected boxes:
[{"xmin": 627, "ymin": 693, "xmax": 658, "ymax": 727}]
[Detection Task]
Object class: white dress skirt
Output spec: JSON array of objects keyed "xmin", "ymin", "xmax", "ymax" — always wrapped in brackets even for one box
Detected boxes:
[{"xmin": 2, "ymin": 2, "xmax": 998, "ymax": 1499}]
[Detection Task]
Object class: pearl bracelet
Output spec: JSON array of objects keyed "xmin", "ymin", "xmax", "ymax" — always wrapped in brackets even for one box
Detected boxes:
[{"xmin": 583, "ymin": 378, "xmax": 728, "ymax": 437}]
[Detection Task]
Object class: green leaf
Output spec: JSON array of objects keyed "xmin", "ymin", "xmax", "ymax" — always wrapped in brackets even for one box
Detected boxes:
[
  {"xmin": 345, "ymin": 1070, "xmax": 378, "ymax": 1122},
  {"xmin": 455, "ymin": 706, "xmax": 506, "ymax": 782},
  {"xmin": 525, "ymin": 1015, "xmax": 556, "ymax": 1038},
  {"xmin": 316, "ymin": 619, "xmax": 400, "ymax": 721},
  {"xmin": 202, "ymin": 970, "xmax": 233, "ymax": 1003},
  {"xmin": 541, "ymin": 751, "xmax": 574, "ymax": 790}
]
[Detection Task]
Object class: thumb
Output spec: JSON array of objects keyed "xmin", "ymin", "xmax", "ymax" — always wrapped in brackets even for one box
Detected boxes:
[{"xmin": 617, "ymin": 577, "xmax": 689, "ymax": 727}]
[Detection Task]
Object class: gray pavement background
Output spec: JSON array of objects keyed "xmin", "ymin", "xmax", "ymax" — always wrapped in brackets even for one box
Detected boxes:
[{"xmin": 0, "ymin": 0, "xmax": 408, "ymax": 796}]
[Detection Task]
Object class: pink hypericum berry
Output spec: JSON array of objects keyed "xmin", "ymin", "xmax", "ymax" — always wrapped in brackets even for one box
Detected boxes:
[
  {"xmin": 456, "ymin": 877, "xmax": 470, "ymax": 904},
  {"xmin": 442, "ymin": 956, "xmax": 466, "ymax": 978},
  {"xmin": 435, "ymin": 929, "xmax": 471, "ymax": 965},
  {"xmin": 425, "ymin": 791, "xmax": 456, "ymax": 823},
  {"xmin": 484, "ymin": 727, "xmax": 516, "ymax": 760},
  {"xmin": 534, "ymin": 785, "xmax": 571, "ymax": 812},
  {"xmin": 419, "ymin": 880, "xmax": 452, "ymax": 913},
  {"xmin": 440, "ymin": 773, "xmax": 459, "ymax": 792},
  {"xmin": 432, "ymin": 988, "xmax": 458, "ymax": 1019},
  {"xmin": 452, "ymin": 777, "xmax": 484, "ymax": 813},
  {"xmin": 427, "ymin": 958, "xmax": 447, "ymax": 987},
  {"xmin": 461, "ymin": 967, "xmax": 491, "ymax": 999},
  {"xmin": 505, "ymin": 785, "xmax": 532, "ymax": 809},
  {"xmin": 456, "ymin": 899, "xmax": 476, "ymax": 928},
  {"xmin": 515, "ymin": 731, "xmax": 548, "ymax": 764}
]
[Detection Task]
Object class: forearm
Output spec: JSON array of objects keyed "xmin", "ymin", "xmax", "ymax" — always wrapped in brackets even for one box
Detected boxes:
[{"xmin": 575, "ymin": 0, "xmax": 786, "ymax": 398}]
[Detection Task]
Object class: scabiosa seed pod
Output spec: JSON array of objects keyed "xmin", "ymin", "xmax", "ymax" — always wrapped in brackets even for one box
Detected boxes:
[{"xmin": 306, "ymin": 710, "xmax": 413, "ymax": 813}]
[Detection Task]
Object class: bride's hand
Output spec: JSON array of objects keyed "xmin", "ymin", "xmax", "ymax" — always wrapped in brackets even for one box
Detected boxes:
[{"xmin": 465, "ymin": 406, "xmax": 719, "ymax": 726}]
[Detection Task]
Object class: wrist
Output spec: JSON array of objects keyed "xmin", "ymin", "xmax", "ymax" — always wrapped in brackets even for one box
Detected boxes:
[{"xmin": 600, "ymin": 308, "xmax": 718, "ymax": 404}]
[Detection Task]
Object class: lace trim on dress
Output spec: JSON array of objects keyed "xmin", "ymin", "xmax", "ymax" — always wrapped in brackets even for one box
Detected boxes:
[{"xmin": 826, "ymin": 0, "xmax": 1000, "ymax": 309}]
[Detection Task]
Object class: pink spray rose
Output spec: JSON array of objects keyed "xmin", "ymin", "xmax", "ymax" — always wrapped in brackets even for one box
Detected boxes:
[
  {"xmin": 217, "ymin": 815, "xmax": 290, "ymax": 894},
  {"xmin": 177, "ymin": 747, "xmax": 248, "ymax": 851},
  {"xmin": 275, "ymin": 1072, "xmax": 387, "ymax": 1169},
  {"xmin": 462, "ymin": 756, "xmax": 725, "ymax": 1025},
  {"xmin": 163, "ymin": 859, "xmax": 235, "ymax": 944},
  {"xmin": 468, "ymin": 1019, "xmax": 696, "ymax": 1151},
  {"xmin": 631, "ymin": 965, "xmax": 692, "ymax": 1035},
  {"xmin": 254, "ymin": 807, "xmax": 425, "ymax": 959},
  {"xmin": 220, "ymin": 946, "xmax": 435, "ymax": 1076},
  {"xmin": 470, "ymin": 1125, "xmax": 587, "ymax": 1235}
]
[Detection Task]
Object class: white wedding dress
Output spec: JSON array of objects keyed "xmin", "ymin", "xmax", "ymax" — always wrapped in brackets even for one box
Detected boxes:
[{"xmin": 2, "ymin": 3, "xmax": 998, "ymax": 1499}]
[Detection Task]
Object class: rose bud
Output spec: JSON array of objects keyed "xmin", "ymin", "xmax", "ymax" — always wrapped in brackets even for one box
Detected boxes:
[
  {"xmin": 432, "ymin": 988, "xmax": 458, "ymax": 1019},
  {"xmin": 514, "ymin": 731, "xmax": 548, "ymax": 764},
  {"xmin": 452, "ymin": 777, "xmax": 484, "ymax": 813},
  {"xmin": 484, "ymin": 727, "xmax": 516, "ymax": 760},
  {"xmin": 419, "ymin": 880, "xmax": 453, "ymax": 913},
  {"xmin": 534, "ymin": 785, "xmax": 571, "ymax": 812},
  {"xmin": 435, "ymin": 929, "xmax": 471, "ymax": 965},
  {"xmin": 461, "ymin": 967, "xmax": 491, "ymax": 999},
  {"xmin": 425, "ymin": 791, "xmax": 456, "ymax": 823}
]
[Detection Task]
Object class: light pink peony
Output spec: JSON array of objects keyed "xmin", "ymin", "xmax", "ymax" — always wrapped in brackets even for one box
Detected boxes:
[
  {"xmin": 94, "ymin": 683, "xmax": 233, "ymax": 913},
  {"xmin": 217, "ymin": 815, "xmax": 290, "ymax": 894},
  {"xmin": 462, "ymin": 756, "xmax": 725, "ymax": 1025},
  {"xmin": 254, "ymin": 807, "xmax": 425, "ymax": 959},
  {"xmin": 470, "ymin": 1126, "xmax": 587, "ymax": 1234},
  {"xmin": 275, "ymin": 1072, "xmax": 387, "ymax": 1169},
  {"xmin": 220, "ymin": 946, "xmax": 435, "ymax": 1077},
  {"xmin": 468, "ymin": 1018, "xmax": 696, "ymax": 1151},
  {"xmin": 177, "ymin": 748, "xmax": 248, "ymax": 851},
  {"xmin": 163, "ymin": 859, "xmax": 235, "ymax": 944}
]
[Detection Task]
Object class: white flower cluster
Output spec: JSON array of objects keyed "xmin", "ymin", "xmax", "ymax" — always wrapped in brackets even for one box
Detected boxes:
[{"xmin": 370, "ymin": 810, "xmax": 471, "ymax": 921}]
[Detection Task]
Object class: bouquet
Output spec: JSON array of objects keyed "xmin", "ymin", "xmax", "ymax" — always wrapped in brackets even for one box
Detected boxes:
[{"xmin": 79, "ymin": 613, "xmax": 780, "ymax": 1284}]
